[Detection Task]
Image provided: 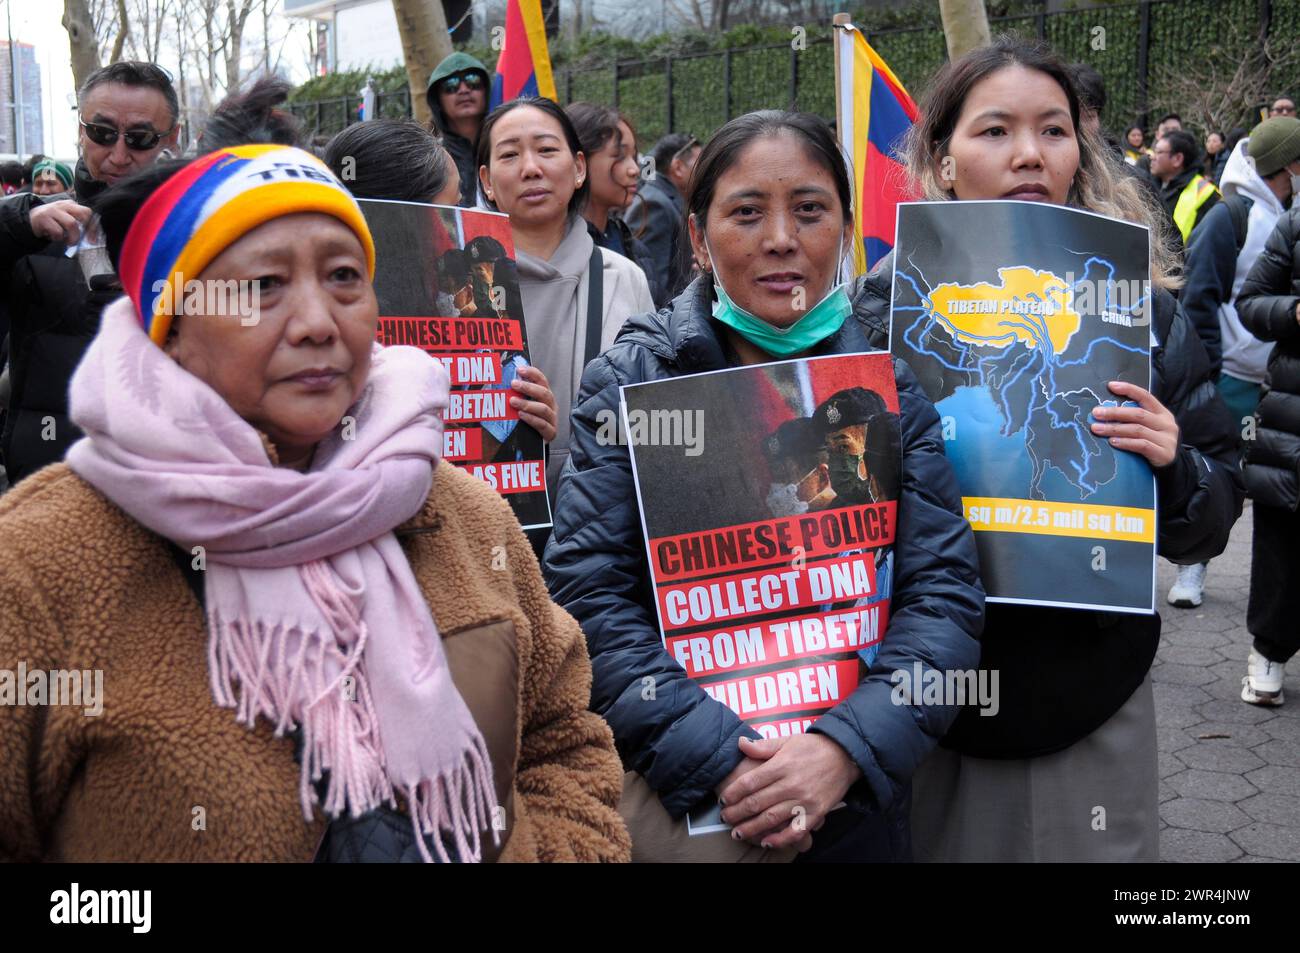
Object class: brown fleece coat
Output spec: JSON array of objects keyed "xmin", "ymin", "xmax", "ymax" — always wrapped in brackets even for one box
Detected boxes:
[{"xmin": 0, "ymin": 461, "xmax": 630, "ymax": 863}]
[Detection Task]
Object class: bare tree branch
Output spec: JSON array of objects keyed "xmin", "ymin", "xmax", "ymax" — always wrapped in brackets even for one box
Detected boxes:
[
  {"xmin": 63, "ymin": 0, "xmax": 102, "ymax": 91},
  {"xmin": 110, "ymin": 0, "xmax": 129, "ymax": 61},
  {"xmin": 154, "ymin": 0, "xmax": 170, "ymax": 61},
  {"xmin": 1152, "ymin": 18, "xmax": 1300, "ymax": 134},
  {"xmin": 686, "ymin": 0, "xmax": 706, "ymax": 30},
  {"xmin": 261, "ymin": 0, "xmax": 272, "ymax": 73},
  {"xmin": 90, "ymin": 0, "xmax": 118, "ymax": 60},
  {"xmin": 224, "ymin": 0, "xmax": 257, "ymax": 91}
]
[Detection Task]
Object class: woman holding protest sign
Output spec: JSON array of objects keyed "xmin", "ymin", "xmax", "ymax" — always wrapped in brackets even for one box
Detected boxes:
[
  {"xmin": 544, "ymin": 109, "xmax": 985, "ymax": 861},
  {"xmin": 323, "ymin": 120, "xmax": 560, "ymax": 451},
  {"xmin": 475, "ymin": 97, "xmax": 655, "ymax": 512},
  {"xmin": 0, "ymin": 144, "xmax": 629, "ymax": 863},
  {"xmin": 882, "ymin": 36, "xmax": 1244, "ymax": 862}
]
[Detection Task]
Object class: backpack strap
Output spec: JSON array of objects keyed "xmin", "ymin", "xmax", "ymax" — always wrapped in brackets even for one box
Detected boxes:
[
  {"xmin": 1224, "ymin": 194, "xmax": 1254, "ymax": 253},
  {"xmin": 584, "ymin": 244, "xmax": 605, "ymax": 370}
]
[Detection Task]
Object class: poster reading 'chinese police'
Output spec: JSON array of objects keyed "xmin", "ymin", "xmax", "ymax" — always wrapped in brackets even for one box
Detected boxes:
[
  {"xmin": 622, "ymin": 353, "xmax": 900, "ymax": 833},
  {"xmin": 360, "ymin": 199, "xmax": 551, "ymax": 531},
  {"xmin": 890, "ymin": 200, "xmax": 1156, "ymax": 613}
]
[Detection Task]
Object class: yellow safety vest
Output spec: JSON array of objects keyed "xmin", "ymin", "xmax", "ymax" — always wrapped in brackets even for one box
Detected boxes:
[{"xmin": 1172, "ymin": 174, "xmax": 1220, "ymax": 244}]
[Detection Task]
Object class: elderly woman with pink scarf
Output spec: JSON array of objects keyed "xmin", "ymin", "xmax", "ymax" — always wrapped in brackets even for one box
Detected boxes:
[{"xmin": 0, "ymin": 144, "xmax": 630, "ymax": 863}]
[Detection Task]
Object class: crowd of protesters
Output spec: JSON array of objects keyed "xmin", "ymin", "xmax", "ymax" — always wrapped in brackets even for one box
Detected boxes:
[{"xmin": 0, "ymin": 35, "xmax": 1294, "ymax": 863}]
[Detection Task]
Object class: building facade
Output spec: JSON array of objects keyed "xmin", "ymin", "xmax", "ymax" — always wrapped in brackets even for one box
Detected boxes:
[
  {"xmin": 0, "ymin": 41, "xmax": 43, "ymax": 155},
  {"xmin": 285, "ymin": 0, "xmax": 474, "ymax": 74}
]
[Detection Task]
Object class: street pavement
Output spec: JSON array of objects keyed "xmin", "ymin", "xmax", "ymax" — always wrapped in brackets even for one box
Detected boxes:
[{"xmin": 1155, "ymin": 501, "xmax": 1300, "ymax": 862}]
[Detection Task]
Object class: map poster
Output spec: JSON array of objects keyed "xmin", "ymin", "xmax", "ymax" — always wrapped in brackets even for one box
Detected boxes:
[
  {"xmin": 360, "ymin": 199, "xmax": 552, "ymax": 531},
  {"xmin": 621, "ymin": 353, "xmax": 901, "ymax": 834},
  {"xmin": 889, "ymin": 200, "xmax": 1156, "ymax": 614}
]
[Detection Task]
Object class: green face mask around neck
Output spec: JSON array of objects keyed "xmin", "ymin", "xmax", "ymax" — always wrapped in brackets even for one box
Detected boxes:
[{"xmin": 706, "ymin": 241, "xmax": 852, "ymax": 358}]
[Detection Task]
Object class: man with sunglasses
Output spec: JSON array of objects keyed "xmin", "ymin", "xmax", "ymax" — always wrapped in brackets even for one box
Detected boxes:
[
  {"xmin": 425, "ymin": 52, "xmax": 490, "ymax": 208},
  {"xmin": 0, "ymin": 61, "xmax": 178, "ymax": 488},
  {"xmin": 624, "ymin": 132, "xmax": 701, "ymax": 301},
  {"xmin": 3, "ymin": 63, "xmax": 179, "ymax": 252}
]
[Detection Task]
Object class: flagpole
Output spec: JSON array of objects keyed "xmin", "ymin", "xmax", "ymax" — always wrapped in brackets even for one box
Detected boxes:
[
  {"xmin": 832, "ymin": 12, "xmax": 865, "ymax": 278},
  {"xmin": 832, "ymin": 12, "xmax": 850, "ymax": 153}
]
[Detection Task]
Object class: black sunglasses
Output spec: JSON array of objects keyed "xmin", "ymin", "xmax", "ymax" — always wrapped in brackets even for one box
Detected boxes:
[
  {"xmin": 440, "ymin": 72, "xmax": 485, "ymax": 94},
  {"xmin": 79, "ymin": 117, "xmax": 174, "ymax": 151}
]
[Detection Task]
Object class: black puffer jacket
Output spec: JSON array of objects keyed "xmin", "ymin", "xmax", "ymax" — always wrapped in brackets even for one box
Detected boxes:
[
  {"xmin": 1236, "ymin": 206, "xmax": 1300, "ymax": 511},
  {"xmin": 0, "ymin": 190, "xmax": 43, "ymax": 351},
  {"xmin": 543, "ymin": 275, "xmax": 985, "ymax": 855},
  {"xmin": 585, "ymin": 216, "xmax": 668, "ymax": 308},
  {"xmin": 1, "ymin": 161, "xmax": 110, "ymax": 486},
  {"xmin": 860, "ymin": 257, "xmax": 1244, "ymax": 757},
  {"xmin": 625, "ymin": 174, "xmax": 689, "ymax": 302}
]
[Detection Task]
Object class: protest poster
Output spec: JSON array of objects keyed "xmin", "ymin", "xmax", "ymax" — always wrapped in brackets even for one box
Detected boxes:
[
  {"xmin": 621, "ymin": 353, "xmax": 900, "ymax": 833},
  {"xmin": 889, "ymin": 200, "xmax": 1156, "ymax": 613},
  {"xmin": 360, "ymin": 199, "xmax": 551, "ymax": 530}
]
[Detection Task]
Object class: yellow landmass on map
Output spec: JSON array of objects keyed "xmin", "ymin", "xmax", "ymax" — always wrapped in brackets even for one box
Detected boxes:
[{"xmin": 927, "ymin": 266, "xmax": 1081, "ymax": 355}]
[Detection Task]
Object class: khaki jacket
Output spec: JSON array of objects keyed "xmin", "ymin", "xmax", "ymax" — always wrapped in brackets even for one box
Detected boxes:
[{"xmin": 0, "ymin": 462, "xmax": 630, "ymax": 862}]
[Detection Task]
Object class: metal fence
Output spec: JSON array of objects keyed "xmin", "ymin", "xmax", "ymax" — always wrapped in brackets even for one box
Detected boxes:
[
  {"xmin": 289, "ymin": 0, "xmax": 1300, "ymax": 144},
  {"xmin": 293, "ymin": 87, "xmax": 414, "ymax": 139}
]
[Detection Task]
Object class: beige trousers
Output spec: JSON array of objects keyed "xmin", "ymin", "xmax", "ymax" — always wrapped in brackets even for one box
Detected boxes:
[{"xmin": 618, "ymin": 772, "xmax": 798, "ymax": 863}]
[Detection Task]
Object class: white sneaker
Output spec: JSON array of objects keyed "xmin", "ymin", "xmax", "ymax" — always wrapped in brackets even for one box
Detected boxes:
[
  {"xmin": 1242, "ymin": 651, "xmax": 1285, "ymax": 706},
  {"xmin": 1167, "ymin": 562, "xmax": 1207, "ymax": 608}
]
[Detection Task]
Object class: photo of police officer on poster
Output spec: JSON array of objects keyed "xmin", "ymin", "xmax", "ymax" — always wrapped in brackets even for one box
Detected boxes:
[
  {"xmin": 359, "ymin": 199, "xmax": 551, "ymax": 531},
  {"xmin": 889, "ymin": 200, "xmax": 1157, "ymax": 613},
  {"xmin": 621, "ymin": 353, "xmax": 901, "ymax": 833}
]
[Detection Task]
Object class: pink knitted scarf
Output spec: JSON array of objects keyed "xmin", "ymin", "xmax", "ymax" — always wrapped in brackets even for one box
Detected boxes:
[{"xmin": 67, "ymin": 296, "xmax": 497, "ymax": 862}]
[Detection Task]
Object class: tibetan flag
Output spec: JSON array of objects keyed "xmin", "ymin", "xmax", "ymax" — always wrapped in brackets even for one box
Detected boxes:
[
  {"xmin": 835, "ymin": 23, "xmax": 919, "ymax": 274},
  {"xmin": 491, "ymin": 0, "xmax": 558, "ymax": 108}
]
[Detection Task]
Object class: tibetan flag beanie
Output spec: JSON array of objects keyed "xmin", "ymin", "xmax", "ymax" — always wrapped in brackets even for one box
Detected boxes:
[{"xmin": 117, "ymin": 143, "xmax": 376, "ymax": 344}]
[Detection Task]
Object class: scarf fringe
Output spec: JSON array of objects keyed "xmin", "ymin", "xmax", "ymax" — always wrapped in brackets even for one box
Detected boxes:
[
  {"xmin": 208, "ymin": 611, "xmax": 500, "ymax": 863},
  {"xmin": 208, "ymin": 612, "xmax": 390, "ymax": 822},
  {"xmin": 403, "ymin": 733, "xmax": 498, "ymax": 863}
]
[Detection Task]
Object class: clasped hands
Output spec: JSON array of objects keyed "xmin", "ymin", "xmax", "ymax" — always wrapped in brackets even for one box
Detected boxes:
[{"xmin": 715, "ymin": 733, "xmax": 861, "ymax": 853}]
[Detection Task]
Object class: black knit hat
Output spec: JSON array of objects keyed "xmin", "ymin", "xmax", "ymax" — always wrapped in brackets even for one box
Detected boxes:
[{"xmin": 1248, "ymin": 116, "xmax": 1300, "ymax": 176}]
